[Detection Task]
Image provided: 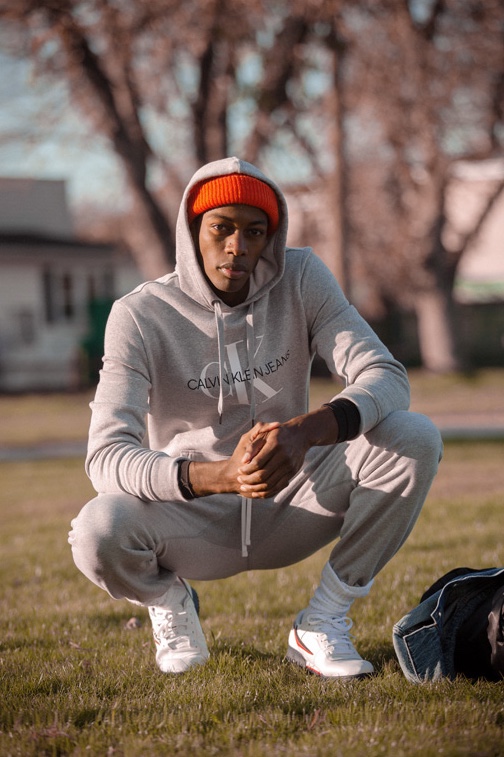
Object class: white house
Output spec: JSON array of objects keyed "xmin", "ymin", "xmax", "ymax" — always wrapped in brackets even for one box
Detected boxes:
[{"xmin": 0, "ymin": 178, "xmax": 141, "ymax": 392}]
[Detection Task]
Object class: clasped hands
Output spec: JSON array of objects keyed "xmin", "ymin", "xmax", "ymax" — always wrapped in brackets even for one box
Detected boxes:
[
  {"xmin": 232, "ymin": 418, "xmax": 310, "ymax": 499},
  {"xmin": 188, "ymin": 406, "xmax": 337, "ymax": 499}
]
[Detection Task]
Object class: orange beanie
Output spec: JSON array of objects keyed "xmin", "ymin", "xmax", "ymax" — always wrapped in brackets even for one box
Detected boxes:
[{"xmin": 187, "ymin": 173, "xmax": 279, "ymax": 232}]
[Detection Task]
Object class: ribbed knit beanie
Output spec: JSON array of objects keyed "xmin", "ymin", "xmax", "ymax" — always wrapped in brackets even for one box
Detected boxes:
[{"xmin": 187, "ymin": 173, "xmax": 279, "ymax": 232}]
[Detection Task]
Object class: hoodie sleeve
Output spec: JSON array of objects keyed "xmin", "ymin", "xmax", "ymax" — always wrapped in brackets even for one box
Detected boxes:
[
  {"xmin": 85, "ymin": 300, "xmax": 185, "ymax": 502},
  {"xmin": 300, "ymin": 251, "xmax": 410, "ymax": 433}
]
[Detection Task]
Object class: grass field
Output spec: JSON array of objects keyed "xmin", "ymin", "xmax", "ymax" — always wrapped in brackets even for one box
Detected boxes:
[{"xmin": 1, "ymin": 371, "xmax": 504, "ymax": 756}]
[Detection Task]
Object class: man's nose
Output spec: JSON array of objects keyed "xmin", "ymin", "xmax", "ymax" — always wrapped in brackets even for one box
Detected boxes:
[{"xmin": 227, "ymin": 230, "xmax": 247, "ymax": 254}]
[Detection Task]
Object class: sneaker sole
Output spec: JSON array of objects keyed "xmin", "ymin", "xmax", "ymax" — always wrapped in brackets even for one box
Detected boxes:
[{"xmin": 285, "ymin": 645, "xmax": 374, "ymax": 680}]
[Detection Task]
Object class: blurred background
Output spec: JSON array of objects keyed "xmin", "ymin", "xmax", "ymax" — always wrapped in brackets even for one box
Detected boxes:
[{"xmin": 0, "ymin": 0, "xmax": 502, "ymax": 393}]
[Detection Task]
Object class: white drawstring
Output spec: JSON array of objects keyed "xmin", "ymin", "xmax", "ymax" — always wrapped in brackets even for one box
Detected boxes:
[
  {"xmin": 245, "ymin": 302, "xmax": 256, "ymax": 426},
  {"xmin": 241, "ymin": 497, "xmax": 252, "ymax": 557},
  {"xmin": 241, "ymin": 302, "xmax": 256, "ymax": 557},
  {"xmin": 213, "ymin": 300, "xmax": 226, "ymax": 423},
  {"xmin": 213, "ymin": 300, "xmax": 256, "ymax": 557}
]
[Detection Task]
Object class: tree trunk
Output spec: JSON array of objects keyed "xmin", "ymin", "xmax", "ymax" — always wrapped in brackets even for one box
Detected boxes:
[
  {"xmin": 325, "ymin": 41, "xmax": 348, "ymax": 293},
  {"xmin": 192, "ymin": 35, "xmax": 230, "ymax": 165},
  {"xmin": 413, "ymin": 290, "xmax": 461, "ymax": 372},
  {"xmin": 51, "ymin": 5, "xmax": 177, "ymax": 278},
  {"xmin": 243, "ymin": 16, "xmax": 309, "ymax": 164},
  {"xmin": 123, "ymin": 193, "xmax": 175, "ymax": 281}
]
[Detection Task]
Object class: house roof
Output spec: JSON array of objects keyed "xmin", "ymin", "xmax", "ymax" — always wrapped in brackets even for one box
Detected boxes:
[
  {"xmin": 0, "ymin": 231, "xmax": 116, "ymax": 264},
  {"xmin": 0, "ymin": 177, "xmax": 73, "ymax": 237}
]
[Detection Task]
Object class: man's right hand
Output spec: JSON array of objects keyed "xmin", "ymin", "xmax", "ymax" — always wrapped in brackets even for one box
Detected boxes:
[{"xmin": 187, "ymin": 421, "xmax": 281, "ymax": 498}]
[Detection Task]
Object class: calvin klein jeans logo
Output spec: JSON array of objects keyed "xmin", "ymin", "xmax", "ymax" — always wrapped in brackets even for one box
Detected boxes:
[{"xmin": 187, "ymin": 337, "xmax": 290, "ymax": 405}]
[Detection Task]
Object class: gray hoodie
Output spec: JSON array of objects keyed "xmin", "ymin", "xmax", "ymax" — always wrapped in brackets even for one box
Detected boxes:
[{"xmin": 86, "ymin": 156, "xmax": 410, "ymax": 513}]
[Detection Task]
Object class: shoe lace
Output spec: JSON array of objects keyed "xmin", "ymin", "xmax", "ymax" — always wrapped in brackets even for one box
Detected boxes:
[
  {"xmin": 306, "ymin": 613, "xmax": 356, "ymax": 655},
  {"xmin": 151, "ymin": 601, "xmax": 195, "ymax": 649}
]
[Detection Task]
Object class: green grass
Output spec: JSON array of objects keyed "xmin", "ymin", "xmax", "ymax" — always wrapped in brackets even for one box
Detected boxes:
[{"xmin": 1, "ymin": 377, "xmax": 504, "ymax": 755}]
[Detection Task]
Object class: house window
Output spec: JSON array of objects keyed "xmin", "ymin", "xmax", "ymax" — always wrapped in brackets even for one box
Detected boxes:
[
  {"xmin": 86, "ymin": 270, "xmax": 114, "ymax": 304},
  {"xmin": 62, "ymin": 273, "xmax": 74, "ymax": 319},
  {"xmin": 43, "ymin": 267, "xmax": 55, "ymax": 323},
  {"xmin": 42, "ymin": 267, "xmax": 75, "ymax": 322}
]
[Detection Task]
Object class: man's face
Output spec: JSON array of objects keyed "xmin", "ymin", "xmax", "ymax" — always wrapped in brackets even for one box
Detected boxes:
[{"xmin": 193, "ymin": 204, "xmax": 270, "ymax": 307}]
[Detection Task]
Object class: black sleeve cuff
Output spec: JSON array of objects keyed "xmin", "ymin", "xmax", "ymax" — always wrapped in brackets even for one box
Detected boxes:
[
  {"xmin": 322, "ymin": 398, "xmax": 361, "ymax": 442},
  {"xmin": 178, "ymin": 459, "xmax": 196, "ymax": 500}
]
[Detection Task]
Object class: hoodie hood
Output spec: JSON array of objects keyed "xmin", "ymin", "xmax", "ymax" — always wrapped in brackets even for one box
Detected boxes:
[{"xmin": 175, "ymin": 157, "xmax": 289, "ymax": 311}]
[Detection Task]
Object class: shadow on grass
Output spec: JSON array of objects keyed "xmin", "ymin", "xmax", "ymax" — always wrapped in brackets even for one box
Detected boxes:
[
  {"xmin": 369, "ymin": 641, "xmax": 398, "ymax": 671},
  {"xmin": 81, "ymin": 609, "xmax": 148, "ymax": 631},
  {"xmin": 210, "ymin": 636, "xmax": 400, "ymax": 681},
  {"xmin": 210, "ymin": 638, "xmax": 278, "ymax": 663}
]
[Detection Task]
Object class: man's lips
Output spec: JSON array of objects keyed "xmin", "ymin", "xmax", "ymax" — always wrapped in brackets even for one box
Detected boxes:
[{"xmin": 219, "ymin": 264, "xmax": 248, "ymax": 279}]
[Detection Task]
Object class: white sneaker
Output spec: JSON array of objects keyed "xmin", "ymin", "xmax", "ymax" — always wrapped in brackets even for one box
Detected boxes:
[
  {"xmin": 286, "ymin": 610, "xmax": 374, "ymax": 679},
  {"xmin": 148, "ymin": 577, "xmax": 209, "ymax": 674}
]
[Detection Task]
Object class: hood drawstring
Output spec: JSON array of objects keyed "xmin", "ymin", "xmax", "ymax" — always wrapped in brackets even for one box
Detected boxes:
[
  {"xmin": 241, "ymin": 498, "xmax": 252, "ymax": 558},
  {"xmin": 213, "ymin": 300, "xmax": 226, "ymax": 423},
  {"xmin": 213, "ymin": 300, "xmax": 256, "ymax": 558},
  {"xmin": 245, "ymin": 302, "xmax": 256, "ymax": 425},
  {"xmin": 242, "ymin": 302, "xmax": 256, "ymax": 557}
]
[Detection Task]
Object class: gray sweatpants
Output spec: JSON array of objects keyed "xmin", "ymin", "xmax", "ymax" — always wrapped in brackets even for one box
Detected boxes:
[{"xmin": 69, "ymin": 411, "xmax": 442, "ymax": 604}]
